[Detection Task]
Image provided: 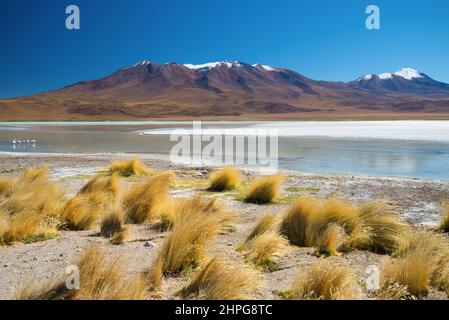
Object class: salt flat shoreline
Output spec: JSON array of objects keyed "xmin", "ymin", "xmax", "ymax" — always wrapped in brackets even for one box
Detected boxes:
[
  {"xmin": 1, "ymin": 150, "xmax": 448, "ymax": 182},
  {"xmin": 1, "ymin": 152, "xmax": 449, "ymax": 300},
  {"xmin": 1, "ymin": 151, "xmax": 448, "ymax": 225}
]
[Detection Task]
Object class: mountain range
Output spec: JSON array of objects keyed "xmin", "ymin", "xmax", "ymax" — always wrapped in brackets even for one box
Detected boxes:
[{"xmin": 1, "ymin": 60, "xmax": 449, "ymax": 120}]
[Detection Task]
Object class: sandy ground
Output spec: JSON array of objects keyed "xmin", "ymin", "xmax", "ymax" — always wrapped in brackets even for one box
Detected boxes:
[{"xmin": 0, "ymin": 152, "xmax": 449, "ymax": 300}]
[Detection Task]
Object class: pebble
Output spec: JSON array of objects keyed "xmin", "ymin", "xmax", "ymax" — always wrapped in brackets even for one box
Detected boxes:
[{"xmin": 144, "ymin": 241, "xmax": 156, "ymax": 248}]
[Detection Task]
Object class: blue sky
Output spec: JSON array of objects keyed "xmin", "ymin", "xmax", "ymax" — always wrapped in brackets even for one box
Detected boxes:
[{"xmin": 0, "ymin": 0, "xmax": 448, "ymax": 98}]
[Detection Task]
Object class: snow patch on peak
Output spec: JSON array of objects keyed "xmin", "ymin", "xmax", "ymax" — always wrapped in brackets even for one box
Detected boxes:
[
  {"xmin": 134, "ymin": 60, "xmax": 152, "ymax": 66},
  {"xmin": 393, "ymin": 68, "xmax": 423, "ymax": 80},
  {"xmin": 378, "ymin": 72, "xmax": 393, "ymax": 80},
  {"xmin": 358, "ymin": 68, "xmax": 423, "ymax": 82},
  {"xmin": 252, "ymin": 64, "xmax": 276, "ymax": 71},
  {"xmin": 358, "ymin": 74, "xmax": 373, "ymax": 81},
  {"xmin": 183, "ymin": 61, "xmax": 243, "ymax": 70}
]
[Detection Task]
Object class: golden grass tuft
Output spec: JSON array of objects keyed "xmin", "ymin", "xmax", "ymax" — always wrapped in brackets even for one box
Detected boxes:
[
  {"xmin": 0, "ymin": 211, "xmax": 57, "ymax": 245},
  {"xmin": 123, "ymin": 172, "xmax": 174, "ymax": 224},
  {"xmin": 60, "ymin": 192, "xmax": 111, "ymax": 231},
  {"xmin": 110, "ymin": 228, "xmax": 129, "ymax": 245},
  {"xmin": 151, "ymin": 196, "xmax": 235, "ymax": 276},
  {"xmin": 145, "ymin": 259, "xmax": 163, "ymax": 292},
  {"xmin": 155, "ymin": 217, "xmax": 219, "ymax": 275},
  {"xmin": 345, "ymin": 201, "xmax": 409, "ymax": 254},
  {"xmin": 382, "ymin": 230, "xmax": 449, "ymax": 298},
  {"xmin": 314, "ymin": 198, "xmax": 359, "ymax": 234},
  {"xmin": 280, "ymin": 196, "xmax": 321, "ymax": 246},
  {"xmin": 109, "ymin": 157, "xmax": 151, "ymax": 177},
  {"xmin": 240, "ymin": 232, "xmax": 289, "ymax": 268},
  {"xmin": 432, "ymin": 252, "xmax": 449, "ymax": 298},
  {"xmin": 395, "ymin": 229, "xmax": 449, "ymax": 258},
  {"xmin": 100, "ymin": 208, "xmax": 128, "ymax": 243},
  {"xmin": 207, "ymin": 167, "xmax": 241, "ymax": 192},
  {"xmin": 5, "ymin": 167, "xmax": 65, "ymax": 218},
  {"xmin": 300, "ymin": 198, "xmax": 358, "ymax": 251},
  {"xmin": 0, "ymin": 178, "xmax": 13, "ymax": 198},
  {"xmin": 285, "ymin": 259, "xmax": 356, "ymax": 300},
  {"xmin": 78, "ymin": 174, "xmax": 120, "ymax": 199},
  {"xmin": 316, "ymin": 224, "xmax": 345, "ymax": 256},
  {"xmin": 244, "ymin": 174, "xmax": 283, "ymax": 204},
  {"xmin": 381, "ymin": 229, "xmax": 449, "ymax": 298},
  {"xmin": 382, "ymin": 250, "xmax": 434, "ymax": 298},
  {"xmin": 377, "ymin": 282, "xmax": 411, "ymax": 300},
  {"xmin": 15, "ymin": 167, "xmax": 48, "ymax": 186},
  {"xmin": 178, "ymin": 258, "xmax": 261, "ymax": 300},
  {"xmin": 159, "ymin": 195, "xmax": 236, "ymax": 232},
  {"xmin": 18, "ymin": 245, "xmax": 149, "ymax": 300},
  {"xmin": 0, "ymin": 167, "xmax": 65, "ymax": 244},
  {"xmin": 246, "ymin": 212, "xmax": 280, "ymax": 242},
  {"xmin": 438, "ymin": 203, "xmax": 449, "ymax": 233},
  {"xmin": 280, "ymin": 197, "xmax": 409, "ymax": 256}
]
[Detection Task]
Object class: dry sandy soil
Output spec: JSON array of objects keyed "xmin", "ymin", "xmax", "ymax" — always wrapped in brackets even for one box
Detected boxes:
[{"xmin": 0, "ymin": 152, "xmax": 449, "ymax": 300}]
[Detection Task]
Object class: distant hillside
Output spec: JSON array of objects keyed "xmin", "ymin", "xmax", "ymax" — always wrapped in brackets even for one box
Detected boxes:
[{"xmin": 1, "ymin": 61, "xmax": 449, "ymax": 120}]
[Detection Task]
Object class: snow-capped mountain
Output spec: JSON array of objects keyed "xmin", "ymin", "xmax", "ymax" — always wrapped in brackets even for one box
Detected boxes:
[
  {"xmin": 57, "ymin": 60, "xmax": 318, "ymax": 99},
  {"xmin": 349, "ymin": 68, "xmax": 449, "ymax": 94},
  {"xmin": 183, "ymin": 61, "xmax": 244, "ymax": 70},
  {"xmin": 1, "ymin": 61, "xmax": 449, "ymax": 121},
  {"xmin": 358, "ymin": 68, "xmax": 424, "ymax": 81}
]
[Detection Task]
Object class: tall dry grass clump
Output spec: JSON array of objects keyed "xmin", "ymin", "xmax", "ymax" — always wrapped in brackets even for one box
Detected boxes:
[
  {"xmin": 0, "ymin": 167, "xmax": 65, "ymax": 245},
  {"xmin": 281, "ymin": 197, "xmax": 350, "ymax": 255},
  {"xmin": 0, "ymin": 178, "xmax": 13, "ymax": 198},
  {"xmin": 279, "ymin": 196, "xmax": 321, "ymax": 246},
  {"xmin": 78, "ymin": 174, "xmax": 120, "ymax": 199},
  {"xmin": 246, "ymin": 212, "xmax": 280, "ymax": 242},
  {"xmin": 380, "ymin": 229, "xmax": 449, "ymax": 298},
  {"xmin": 151, "ymin": 196, "xmax": 235, "ymax": 276},
  {"xmin": 18, "ymin": 245, "xmax": 149, "ymax": 300},
  {"xmin": 0, "ymin": 210, "xmax": 56, "ymax": 245},
  {"xmin": 395, "ymin": 229, "xmax": 449, "ymax": 258},
  {"xmin": 285, "ymin": 259, "xmax": 357, "ymax": 300},
  {"xmin": 316, "ymin": 224, "xmax": 345, "ymax": 256},
  {"xmin": 296, "ymin": 198, "xmax": 358, "ymax": 253},
  {"xmin": 100, "ymin": 208, "xmax": 129, "ymax": 244},
  {"xmin": 432, "ymin": 252, "xmax": 449, "ymax": 298},
  {"xmin": 438, "ymin": 204, "xmax": 449, "ymax": 233},
  {"xmin": 376, "ymin": 282, "xmax": 411, "ymax": 300},
  {"xmin": 382, "ymin": 250, "xmax": 434, "ymax": 298},
  {"xmin": 159, "ymin": 196, "xmax": 235, "ymax": 232},
  {"xmin": 344, "ymin": 201, "xmax": 409, "ymax": 254},
  {"xmin": 109, "ymin": 157, "xmax": 151, "ymax": 177},
  {"xmin": 178, "ymin": 258, "xmax": 261, "ymax": 300},
  {"xmin": 314, "ymin": 198, "xmax": 359, "ymax": 234},
  {"xmin": 182, "ymin": 196, "xmax": 235, "ymax": 229},
  {"xmin": 279, "ymin": 197, "xmax": 409, "ymax": 256},
  {"xmin": 123, "ymin": 172, "xmax": 174, "ymax": 224},
  {"xmin": 207, "ymin": 167, "xmax": 241, "ymax": 192},
  {"xmin": 239, "ymin": 232, "xmax": 288, "ymax": 268},
  {"xmin": 60, "ymin": 191, "xmax": 112, "ymax": 231},
  {"xmin": 145, "ymin": 259, "xmax": 163, "ymax": 292},
  {"xmin": 244, "ymin": 174, "xmax": 283, "ymax": 204}
]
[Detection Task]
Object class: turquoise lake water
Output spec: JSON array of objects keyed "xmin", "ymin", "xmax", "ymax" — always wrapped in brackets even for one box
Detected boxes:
[{"xmin": 1, "ymin": 121, "xmax": 449, "ymax": 180}]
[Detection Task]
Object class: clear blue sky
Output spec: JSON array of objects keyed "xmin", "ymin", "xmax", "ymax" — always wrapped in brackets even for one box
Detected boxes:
[{"xmin": 1, "ymin": 0, "xmax": 448, "ymax": 98}]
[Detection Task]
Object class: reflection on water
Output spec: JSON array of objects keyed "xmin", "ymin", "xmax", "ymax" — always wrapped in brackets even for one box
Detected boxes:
[
  {"xmin": 1, "ymin": 123, "xmax": 449, "ymax": 180},
  {"xmin": 277, "ymin": 137, "xmax": 449, "ymax": 179}
]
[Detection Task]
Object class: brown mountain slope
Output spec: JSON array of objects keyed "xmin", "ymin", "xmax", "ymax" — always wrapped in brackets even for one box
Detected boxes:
[{"xmin": 1, "ymin": 61, "xmax": 449, "ymax": 121}]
